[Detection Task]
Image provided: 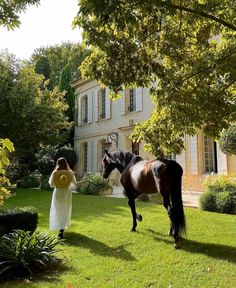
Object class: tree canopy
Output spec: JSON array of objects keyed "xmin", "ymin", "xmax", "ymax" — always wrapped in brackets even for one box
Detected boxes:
[
  {"xmin": 31, "ymin": 42, "xmax": 89, "ymax": 87},
  {"xmin": 74, "ymin": 0, "xmax": 236, "ymax": 156},
  {"xmin": 0, "ymin": 51, "xmax": 70, "ymax": 163},
  {"xmin": 219, "ymin": 125, "xmax": 236, "ymax": 155},
  {"xmin": 0, "ymin": 0, "xmax": 40, "ymax": 29}
]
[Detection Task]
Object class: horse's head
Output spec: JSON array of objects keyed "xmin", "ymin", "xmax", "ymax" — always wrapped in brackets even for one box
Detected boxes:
[{"xmin": 102, "ymin": 149, "xmax": 120, "ymax": 179}]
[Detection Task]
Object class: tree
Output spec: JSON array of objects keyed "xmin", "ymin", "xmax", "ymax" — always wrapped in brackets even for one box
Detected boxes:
[
  {"xmin": 59, "ymin": 64, "xmax": 75, "ymax": 145},
  {"xmin": 35, "ymin": 56, "xmax": 51, "ymax": 80},
  {"xmin": 219, "ymin": 125, "xmax": 236, "ymax": 155},
  {"xmin": 31, "ymin": 42, "xmax": 89, "ymax": 86},
  {"xmin": 74, "ymin": 0, "xmax": 236, "ymax": 156},
  {"xmin": 0, "ymin": 0, "xmax": 40, "ymax": 29},
  {"xmin": 0, "ymin": 138, "xmax": 14, "ymax": 206},
  {"xmin": 0, "ymin": 51, "xmax": 71, "ymax": 165}
]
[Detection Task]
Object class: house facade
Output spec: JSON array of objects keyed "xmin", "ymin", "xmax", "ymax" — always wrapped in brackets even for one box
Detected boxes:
[{"xmin": 72, "ymin": 79, "xmax": 236, "ymax": 192}]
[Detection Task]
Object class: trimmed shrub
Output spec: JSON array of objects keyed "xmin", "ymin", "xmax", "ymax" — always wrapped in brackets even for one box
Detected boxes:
[
  {"xmin": 78, "ymin": 173, "xmax": 112, "ymax": 195},
  {"xmin": 219, "ymin": 125, "xmax": 236, "ymax": 155},
  {"xmin": 201, "ymin": 176, "xmax": 236, "ymax": 214},
  {"xmin": 40, "ymin": 175, "xmax": 53, "ymax": 191},
  {"xmin": 16, "ymin": 175, "xmax": 40, "ymax": 188},
  {"xmin": 0, "ymin": 230, "xmax": 61, "ymax": 281},
  {"xmin": 0, "ymin": 207, "xmax": 38, "ymax": 237},
  {"xmin": 215, "ymin": 191, "xmax": 235, "ymax": 214},
  {"xmin": 200, "ymin": 191, "xmax": 217, "ymax": 212}
]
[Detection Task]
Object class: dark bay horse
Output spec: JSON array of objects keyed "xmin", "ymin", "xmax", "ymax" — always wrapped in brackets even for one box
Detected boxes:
[{"xmin": 102, "ymin": 149, "xmax": 186, "ymax": 248}]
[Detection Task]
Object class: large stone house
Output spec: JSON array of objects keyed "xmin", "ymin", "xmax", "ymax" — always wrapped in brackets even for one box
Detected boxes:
[{"xmin": 71, "ymin": 78, "xmax": 236, "ymax": 192}]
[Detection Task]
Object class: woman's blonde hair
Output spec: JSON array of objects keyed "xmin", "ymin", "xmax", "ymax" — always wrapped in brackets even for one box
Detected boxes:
[{"xmin": 54, "ymin": 157, "xmax": 70, "ymax": 171}]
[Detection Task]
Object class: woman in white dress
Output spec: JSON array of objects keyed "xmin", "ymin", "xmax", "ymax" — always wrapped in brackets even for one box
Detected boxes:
[{"xmin": 48, "ymin": 157, "xmax": 77, "ymax": 239}]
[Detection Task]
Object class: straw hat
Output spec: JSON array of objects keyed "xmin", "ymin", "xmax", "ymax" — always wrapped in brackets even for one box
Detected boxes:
[{"xmin": 53, "ymin": 170, "xmax": 73, "ymax": 188}]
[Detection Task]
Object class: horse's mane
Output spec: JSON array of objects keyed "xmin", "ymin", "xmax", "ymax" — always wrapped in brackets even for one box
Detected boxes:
[{"xmin": 111, "ymin": 150, "xmax": 143, "ymax": 168}]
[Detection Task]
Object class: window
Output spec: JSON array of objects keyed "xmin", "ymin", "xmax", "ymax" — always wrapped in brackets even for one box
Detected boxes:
[
  {"xmin": 132, "ymin": 142, "xmax": 140, "ymax": 155},
  {"xmin": 204, "ymin": 136, "xmax": 217, "ymax": 173},
  {"xmin": 99, "ymin": 89, "xmax": 106, "ymax": 119},
  {"xmin": 128, "ymin": 88, "xmax": 136, "ymax": 112},
  {"xmin": 121, "ymin": 87, "xmax": 142, "ymax": 115},
  {"xmin": 81, "ymin": 95, "xmax": 88, "ymax": 124},
  {"xmin": 83, "ymin": 142, "xmax": 88, "ymax": 173},
  {"xmin": 166, "ymin": 154, "xmax": 176, "ymax": 161}
]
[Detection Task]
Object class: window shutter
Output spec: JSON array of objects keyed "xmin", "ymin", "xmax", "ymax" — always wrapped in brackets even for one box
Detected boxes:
[
  {"xmin": 217, "ymin": 144, "xmax": 228, "ymax": 175},
  {"xmin": 92, "ymin": 140, "xmax": 98, "ymax": 172},
  {"xmin": 136, "ymin": 87, "xmax": 143, "ymax": 111},
  {"xmin": 87, "ymin": 141, "xmax": 92, "ymax": 171},
  {"xmin": 105, "ymin": 87, "xmax": 111, "ymax": 119},
  {"xmin": 94, "ymin": 89, "xmax": 99, "ymax": 122},
  {"xmin": 189, "ymin": 136, "xmax": 198, "ymax": 175},
  {"xmin": 121, "ymin": 90, "xmax": 126, "ymax": 115},
  {"xmin": 88, "ymin": 91, "xmax": 93, "ymax": 123},
  {"xmin": 77, "ymin": 97, "xmax": 81, "ymax": 126}
]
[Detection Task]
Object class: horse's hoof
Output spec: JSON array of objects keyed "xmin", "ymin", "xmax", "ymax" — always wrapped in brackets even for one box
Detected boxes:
[
  {"xmin": 174, "ymin": 243, "xmax": 180, "ymax": 249},
  {"xmin": 130, "ymin": 228, "xmax": 136, "ymax": 232},
  {"xmin": 136, "ymin": 215, "xmax": 143, "ymax": 222}
]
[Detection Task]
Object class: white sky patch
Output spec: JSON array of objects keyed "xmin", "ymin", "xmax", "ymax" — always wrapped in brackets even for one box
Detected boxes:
[{"xmin": 0, "ymin": 0, "xmax": 82, "ymax": 60}]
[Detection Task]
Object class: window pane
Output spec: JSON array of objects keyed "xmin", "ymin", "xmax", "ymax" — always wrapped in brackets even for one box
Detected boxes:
[
  {"xmin": 204, "ymin": 136, "xmax": 214, "ymax": 173},
  {"xmin": 101, "ymin": 89, "xmax": 106, "ymax": 119},
  {"xmin": 129, "ymin": 89, "xmax": 136, "ymax": 112}
]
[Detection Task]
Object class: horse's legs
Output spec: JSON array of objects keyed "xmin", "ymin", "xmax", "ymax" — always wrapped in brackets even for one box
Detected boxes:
[
  {"xmin": 163, "ymin": 195, "xmax": 180, "ymax": 248},
  {"xmin": 128, "ymin": 197, "xmax": 137, "ymax": 232},
  {"xmin": 162, "ymin": 194, "xmax": 173, "ymax": 236}
]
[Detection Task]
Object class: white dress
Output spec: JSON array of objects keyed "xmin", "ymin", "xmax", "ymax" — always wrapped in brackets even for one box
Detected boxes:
[{"xmin": 48, "ymin": 171, "xmax": 77, "ymax": 230}]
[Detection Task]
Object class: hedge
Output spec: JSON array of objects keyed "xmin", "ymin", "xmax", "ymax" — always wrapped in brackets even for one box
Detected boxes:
[{"xmin": 0, "ymin": 207, "xmax": 38, "ymax": 237}]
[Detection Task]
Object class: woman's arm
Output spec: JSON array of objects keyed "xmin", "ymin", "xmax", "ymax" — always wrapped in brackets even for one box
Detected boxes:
[{"xmin": 48, "ymin": 172, "xmax": 55, "ymax": 188}]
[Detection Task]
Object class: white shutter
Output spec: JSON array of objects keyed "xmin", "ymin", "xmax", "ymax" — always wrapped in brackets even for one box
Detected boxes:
[
  {"xmin": 136, "ymin": 87, "xmax": 143, "ymax": 111},
  {"xmin": 88, "ymin": 91, "xmax": 93, "ymax": 123},
  {"xmin": 94, "ymin": 89, "xmax": 99, "ymax": 122},
  {"xmin": 77, "ymin": 97, "xmax": 81, "ymax": 126},
  {"xmin": 121, "ymin": 90, "xmax": 126, "ymax": 115},
  {"xmin": 93, "ymin": 140, "xmax": 98, "ymax": 172},
  {"xmin": 176, "ymin": 149, "xmax": 186, "ymax": 174},
  {"xmin": 217, "ymin": 143, "xmax": 228, "ymax": 175},
  {"xmin": 105, "ymin": 87, "xmax": 111, "ymax": 119},
  {"xmin": 87, "ymin": 141, "xmax": 92, "ymax": 171},
  {"xmin": 189, "ymin": 136, "xmax": 198, "ymax": 175}
]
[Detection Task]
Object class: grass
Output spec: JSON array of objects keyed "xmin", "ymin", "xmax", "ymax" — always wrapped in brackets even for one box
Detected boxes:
[{"xmin": 1, "ymin": 188, "xmax": 236, "ymax": 288}]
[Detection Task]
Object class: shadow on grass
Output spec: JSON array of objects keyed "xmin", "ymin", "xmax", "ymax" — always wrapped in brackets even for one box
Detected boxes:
[
  {"xmin": 146, "ymin": 229, "xmax": 236, "ymax": 263},
  {"xmin": 64, "ymin": 232, "xmax": 136, "ymax": 262}
]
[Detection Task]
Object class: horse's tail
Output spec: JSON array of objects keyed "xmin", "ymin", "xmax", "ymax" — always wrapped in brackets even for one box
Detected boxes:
[{"xmin": 169, "ymin": 162, "xmax": 186, "ymax": 237}]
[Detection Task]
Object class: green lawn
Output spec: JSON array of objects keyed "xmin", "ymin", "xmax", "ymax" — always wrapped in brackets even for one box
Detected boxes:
[{"xmin": 1, "ymin": 188, "xmax": 236, "ymax": 288}]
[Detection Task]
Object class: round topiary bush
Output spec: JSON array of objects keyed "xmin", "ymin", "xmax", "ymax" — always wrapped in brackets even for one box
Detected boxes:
[
  {"xmin": 215, "ymin": 191, "xmax": 235, "ymax": 214},
  {"xmin": 200, "ymin": 191, "xmax": 217, "ymax": 212},
  {"xmin": 219, "ymin": 125, "xmax": 236, "ymax": 155}
]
